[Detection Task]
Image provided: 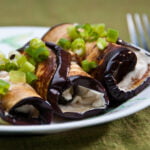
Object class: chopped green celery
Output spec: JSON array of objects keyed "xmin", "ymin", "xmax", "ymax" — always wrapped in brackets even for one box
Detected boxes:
[
  {"xmin": 26, "ymin": 72, "xmax": 37, "ymax": 84},
  {"xmin": 81, "ymin": 60, "xmax": 97, "ymax": 72},
  {"xmin": 30, "ymin": 38, "xmax": 45, "ymax": 49},
  {"xmin": 0, "ymin": 79, "xmax": 10, "ymax": 95},
  {"xmin": 57, "ymin": 38, "xmax": 71, "ymax": 50},
  {"xmin": 20, "ymin": 61, "xmax": 35, "ymax": 73},
  {"xmin": 106, "ymin": 28, "xmax": 119, "ymax": 43},
  {"xmin": 71, "ymin": 38, "xmax": 85, "ymax": 56},
  {"xmin": 9, "ymin": 71, "xmax": 26, "ymax": 83},
  {"xmin": 97, "ymin": 38, "xmax": 108, "ymax": 50},
  {"xmin": 67, "ymin": 26, "xmax": 80, "ymax": 39}
]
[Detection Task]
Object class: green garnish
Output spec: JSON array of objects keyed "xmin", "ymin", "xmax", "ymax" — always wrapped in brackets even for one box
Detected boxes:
[
  {"xmin": 25, "ymin": 38, "xmax": 50, "ymax": 63},
  {"xmin": 97, "ymin": 38, "xmax": 108, "ymax": 50},
  {"xmin": 4, "ymin": 62, "xmax": 18, "ymax": 72},
  {"xmin": 106, "ymin": 28, "xmax": 119, "ymax": 43},
  {"xmin": 16, "ymin": 55, "xmax": 27, "ymax": 66},
  {"xmin": 19, "ymin": 61, "xmax": 35, "ymax": 73},
  {"xmin": 71, "ymin": 38, "xmax": 85, "ymax": 56},
  {"xmin": 92, "ymin": 24, "xmax": 106, "ymax": 37},
  {"xmin": 77, "ymin": 24, "xmax": 98, "ymax": 42},
  {"xmin": 30, "ymin": 38, "xmax": 45, "ymax": 49},
  {"xmin": 33, "ymin": 47, "xmax": 50, "ymax": 62},
  {"xmin": 0, "ymin": 79, "xmax": 10, "ymax": 95},
  {"xmin": 67, "ymin": 26, "xmax": 80, "ymax": 40},
  {"xmin": 81, "ymin": 60, "xmax": 97, "ymax": 72},
  {"xmin": 9, "ymin": 70, "xmax": 26, "ymax": 83},
  {"xmin": 26, "ymin": 72, "xmax": 37, "ymax": 84},
  {"xmin": 57, "ymin": 38, "xmax": 71, "ymax": 50}
]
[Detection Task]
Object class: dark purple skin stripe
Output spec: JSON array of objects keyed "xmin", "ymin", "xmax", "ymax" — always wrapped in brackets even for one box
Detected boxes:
[{"xmin": 45, "ymin": 42, "xmax": 109, "ymax": 119}]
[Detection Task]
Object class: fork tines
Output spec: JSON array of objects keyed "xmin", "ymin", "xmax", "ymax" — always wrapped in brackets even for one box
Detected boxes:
[{"xmin": 126, "ymin": 13, "xmax": 150, "ymax": 51}]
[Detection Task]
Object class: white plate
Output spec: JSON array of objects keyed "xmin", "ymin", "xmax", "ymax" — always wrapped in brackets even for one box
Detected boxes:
[{"xmin": 0, "ymin": 26, "xmax": 150, "ymax": 134}]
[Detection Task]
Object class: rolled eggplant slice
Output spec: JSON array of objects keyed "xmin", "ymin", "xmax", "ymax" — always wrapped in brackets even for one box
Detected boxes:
[
  {"xmin": 49, "ymin": 60, "xmax": 109, "ymax": 119},
  {"xmin": 42, "ymin": 23, "xmax": 73, "ymax": 43},
  {"xmin": 34, "ymin": 42, "xmax": 109, "ymax": 119},
  {"xmin": 0, "ymin": 72, "xmax": 52, "ymax": 125},
  {"xmin": 92, "ymin": 41, "xmax": 150, "ymax": 103}
]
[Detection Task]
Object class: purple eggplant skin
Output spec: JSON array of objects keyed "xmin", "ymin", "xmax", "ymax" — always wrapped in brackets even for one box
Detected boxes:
[
  {"xmin": 18, "ymin": 41, "xmax": 109, "ymax": 119},
  {"xmin": 58, "ymin": 76, "xmax": 109, "ymax": 119},
  {"xmin": 45, "ymin": 42, "xmax": 109, "ymax": 119},
  {"xmin": 93, "ymin": 45, "xmax": 137, "ymax": 104},
  {"xmin": 0, "ymin": 97, "xmax": 52, "ymax": 125}
]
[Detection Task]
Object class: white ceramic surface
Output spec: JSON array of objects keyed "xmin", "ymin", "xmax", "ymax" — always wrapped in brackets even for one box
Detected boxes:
[{"xmin": 0, "ymin": 27, "xmax": 149, "ymax": 134}]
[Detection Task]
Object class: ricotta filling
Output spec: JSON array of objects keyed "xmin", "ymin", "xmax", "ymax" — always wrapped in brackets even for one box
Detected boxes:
[
  {"xmin": 117, "ymin": 51, "xmax": 150, "ymax": 91},
  {"xmin": 60, "ymin": 86, "xmax": 106, "ymax": 113},
  {"xmin": 15, "ymin": 105, "xmax": 39, "ymax": 118}
]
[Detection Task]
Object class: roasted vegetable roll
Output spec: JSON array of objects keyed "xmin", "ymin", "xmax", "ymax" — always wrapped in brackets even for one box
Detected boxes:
[
  {"xmin": 0, "ymin": 71, "xmax": 52, "ymax": 125},
  {"xmin": 34, "ymin": 42, "xmax": 109, "ymax": 119},
  {"xmin": 42, "ymin": 23, "xmax": 150, "ymax": 104}
]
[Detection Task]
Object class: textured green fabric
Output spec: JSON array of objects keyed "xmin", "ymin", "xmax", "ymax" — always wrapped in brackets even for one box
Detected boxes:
[{"xmin": 0, "ymin": 0, "xmax": 150, "ymax": 149}]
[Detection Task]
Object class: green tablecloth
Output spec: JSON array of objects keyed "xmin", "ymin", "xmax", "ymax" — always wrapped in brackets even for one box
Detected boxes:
[{"xmin": 0, "ymin": 0, "xmax": 150, "ymax": 149}]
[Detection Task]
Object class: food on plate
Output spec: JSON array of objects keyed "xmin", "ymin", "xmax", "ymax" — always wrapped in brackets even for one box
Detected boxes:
[
  {"xmin": 20, "ymin": 41, "xmax": 109, "ymax": 119},
  {"xmin": 42, "ymin": 23, "xmax": 150, "ymax": 104},
  {"xmin": 0, "ymin": 40, "xmax": 52, "ymax": 125},
  {"xmin": 0, "ymin": 23, "xmax": 150, "ymax": 125}
]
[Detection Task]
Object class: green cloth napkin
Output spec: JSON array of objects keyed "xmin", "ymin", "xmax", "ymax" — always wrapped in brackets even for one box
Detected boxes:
[
  {"xmin": 0, "ymin": 0, "xmax": 150, "ymax": 149},
  {"xmin": 0, "ymin": 108, "xmax": 149, "ymax": 150}
]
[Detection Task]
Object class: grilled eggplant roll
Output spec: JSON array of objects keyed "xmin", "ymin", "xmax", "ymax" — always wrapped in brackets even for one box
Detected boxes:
[
  {"xmin": 42, "ymin": 23, "xmax": 150, "ymax": 104},
  {"xmin": 0, "ymin": 71, "xmax": 52, "ymax": 125},
  {"xmin": 34, "ymin": 42, "xmax": 109, "ymax": 119}
]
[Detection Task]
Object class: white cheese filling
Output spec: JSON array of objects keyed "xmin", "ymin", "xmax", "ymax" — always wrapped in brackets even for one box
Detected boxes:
[
  {"xmin": 15, "ymin": 105, "xmax": 39, "ymax": 118},
  {"xmin": 60, "ymin": 86, "xmax": 106, "ymax": 113},
  {"xmin": 117, "ymin": 51, "xmax": 150, "ymax": 91}
]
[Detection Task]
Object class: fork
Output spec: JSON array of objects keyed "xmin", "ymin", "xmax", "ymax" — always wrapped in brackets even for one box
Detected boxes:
[{"xmin": 126, "ymin": 13, "xmax": 150, "ymax": 51}]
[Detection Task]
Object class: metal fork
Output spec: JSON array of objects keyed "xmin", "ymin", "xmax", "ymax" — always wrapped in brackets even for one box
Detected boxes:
[{"xmin": 126, "ymin": 13, "xmax": 150, "ymax": 51}]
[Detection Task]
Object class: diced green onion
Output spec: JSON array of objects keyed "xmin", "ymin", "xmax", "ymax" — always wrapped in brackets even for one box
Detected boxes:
[
  {"xmin": 28, "ymin": 57, "xmax": 36, "ymax": 66},
  {"xmin": 19, "ymin": 61, "xmax": 35, "ymax": 73},
  {"xmin": 92, "ymin": 24, "xmax": 106, "ymax": 36},
  {"xmin": 97, "ymin": 38, "xmax": 108, "ymax": 50},
  {"xmin": 25, "ymin": 39, "xmax": 50, "ymax": 63},
  {"xmin": 57, "ymin": 38, "xmax": 71, "ymax": 50},
  {"xmin": 30, "ymin": 38, "xmax": 45, "ymax": 49},
  {"xmin": 79, "ymin": 24, "xmax": 98, "ymax": 42},
  {"xmin": 67, "ymin": 26, "xmax": 80, "ymax": 40},
  {"xmin": 25, "ymin": 47, "xmax": 34, "ymax": 57},
  {"xmin": 0, "ymin": 79, "xmax": 10, "ymax": 95},
  {"xmin": 81, "ymin": 60, "xmax": 97, "ymax": 72},
  {"xmin": 26, "ymin": 72, "xmax": 37, "ymax": 84},
  {"xmin": 33, "ymin": 47, "xmax": 50, "ymax": 62},
  {"xmin": 82, "ymin": 24, "xmax": 93, "ymax": 33},
  {"xmin": 71, "ymin": 38, "xmax": 85, "ymax": 56},
  {"xmin": 16, "ymin": 55, "xmax": 27, "ymax": 66},
  {"xmin": 106, "ymin": 28, "xmax": 119, "ymax": 43},
  {"xmin": 9, "ymin": 71, "xmax": 26, "ymax": 83},
  {"xmin": 5, "ymin": 62, "xmax": 18, "ymax": 72}
]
